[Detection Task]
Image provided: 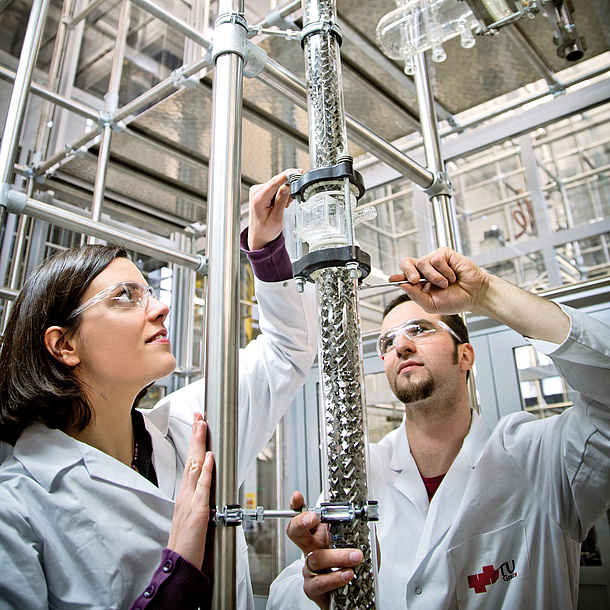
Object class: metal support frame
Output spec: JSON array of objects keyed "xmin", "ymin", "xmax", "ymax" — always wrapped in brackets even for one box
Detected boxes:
[
  {"xmin": 0, "ymin": 0, "xmax": 52, "ymax": 229},
  {"xmin": 203, "ymin": 1, "xmax": 246, "ymax": 607}
]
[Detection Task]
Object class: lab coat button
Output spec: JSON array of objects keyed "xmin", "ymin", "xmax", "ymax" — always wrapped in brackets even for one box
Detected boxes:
[
  {"xmin": 415, "ymin": 586, "xmax": 422, "ymax": 595},
  {"xmin": 143, "ymin": 585, "xmax": 155, "ymax": 598},
  {"xmin": 163, "ymin": 559, "xmax": 173, "ymax": 573}
]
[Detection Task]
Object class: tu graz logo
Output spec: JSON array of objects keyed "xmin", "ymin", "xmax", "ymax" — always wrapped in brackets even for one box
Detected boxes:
[{"xmin": 467, "ymin": 561, "xmax": 517, "ymax": 594}]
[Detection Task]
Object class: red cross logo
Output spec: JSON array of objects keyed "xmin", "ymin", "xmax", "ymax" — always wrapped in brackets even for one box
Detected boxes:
[{"xmin": 467, "ymin": 564, "xmax": 499, "ymax": 594}]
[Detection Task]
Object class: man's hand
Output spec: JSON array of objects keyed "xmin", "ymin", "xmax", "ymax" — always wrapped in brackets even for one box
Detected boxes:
[
  {"xmin": 286, "ymin": 492, "xmax": 363, "ymax": 610},
  {"xmin": 247, "ymin": 169, "xmax": 299, "ymax": 251},
  {"xmin": 389, "ymin": 246, "xmax": 490, "ymax": 316},
  {"xmin": 391, "ymin": 246, "xmax": 570, "ymax": 343}
]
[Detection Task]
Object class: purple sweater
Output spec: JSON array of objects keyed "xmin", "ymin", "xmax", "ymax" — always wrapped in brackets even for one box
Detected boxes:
[{"xmin": 129, "ymin": 228, "xmax": 292, "ymax": 609}]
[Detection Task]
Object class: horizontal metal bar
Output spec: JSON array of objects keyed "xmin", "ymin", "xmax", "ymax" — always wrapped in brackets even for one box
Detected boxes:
[
  {"xmin": 7, "ymin": 191, "xmax": 205, "ymax": 272},
  {"xmin": 259, "ymin": 59, "xmax": 435, "ymax": 188},
  {"xmin": 0, "ymin": 66, "xmax": 99, "ymax": 121}
]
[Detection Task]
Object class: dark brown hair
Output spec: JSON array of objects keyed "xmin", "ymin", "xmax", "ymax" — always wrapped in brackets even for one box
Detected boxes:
[{"xmin": 0, "ymin": 243, "xmax": 129, "ymax": 445}]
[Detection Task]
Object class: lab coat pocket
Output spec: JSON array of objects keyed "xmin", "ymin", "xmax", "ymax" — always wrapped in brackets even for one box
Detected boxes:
[{"xmin": 449, "ymin": 520, "xmax": 532, "ymax": 610}]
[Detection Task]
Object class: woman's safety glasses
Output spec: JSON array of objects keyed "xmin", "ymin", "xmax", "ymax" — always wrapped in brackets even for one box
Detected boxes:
[
  {"xmin": 377, "ymin": 319, "xmax": 461, "ymax": 359},
  {"xmin": 67, "ymin": 281, "xmax": 158, "ymax": 322}
]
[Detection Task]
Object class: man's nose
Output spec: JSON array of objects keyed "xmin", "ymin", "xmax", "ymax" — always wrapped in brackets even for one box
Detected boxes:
[{"xmin": 395, "ymin": 331, "xmax": 416, "ymax": 355}]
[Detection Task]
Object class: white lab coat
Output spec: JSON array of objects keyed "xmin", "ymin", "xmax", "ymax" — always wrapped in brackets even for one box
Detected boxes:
[
  {"xmin": 0, "ymin": 277, "xmax": 316, "ymax": 610},
  {"xmin": 267, "ymin": 305, "xmax": 610, "ymax": 609}
]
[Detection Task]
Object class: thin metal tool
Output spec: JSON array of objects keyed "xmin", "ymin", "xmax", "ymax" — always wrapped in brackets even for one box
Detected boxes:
[{"xmin": 358, "ymin": 278, "xmax": 428, "ymax": 290}]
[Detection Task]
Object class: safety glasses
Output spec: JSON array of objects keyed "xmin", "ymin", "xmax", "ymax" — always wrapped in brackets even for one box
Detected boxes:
[{"xmin": 377, "ymin": 319, "xmax": 461, "ymax": 358}]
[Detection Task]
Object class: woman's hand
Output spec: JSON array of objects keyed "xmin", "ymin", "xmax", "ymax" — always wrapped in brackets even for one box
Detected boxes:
[
  {"xmin": 247, "ymin": 169, "xmax": 299, "ymax": 251},
  {"xmin": 167, "ymin": 412, "xmax": 214, "ymax": 569}
]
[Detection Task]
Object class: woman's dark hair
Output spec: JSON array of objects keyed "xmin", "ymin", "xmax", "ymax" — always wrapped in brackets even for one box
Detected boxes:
[
  {"xmin": 383, "ymin": 292, "xmax": 470, "ymax": 345},
  {"xmin": 0, "ymin": 243, "xmax": 130, "ymax": 445}
]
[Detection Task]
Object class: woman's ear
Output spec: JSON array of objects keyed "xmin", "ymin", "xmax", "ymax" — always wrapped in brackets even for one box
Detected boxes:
[{"xmin": 44, "ymin": 327, "xmax": 80, "ymax": 367}]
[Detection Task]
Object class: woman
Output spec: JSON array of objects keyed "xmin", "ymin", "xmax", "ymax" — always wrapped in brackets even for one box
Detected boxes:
[{"xmin": 0, "ymin": 171, "xmax": 316, "ymax": 609}]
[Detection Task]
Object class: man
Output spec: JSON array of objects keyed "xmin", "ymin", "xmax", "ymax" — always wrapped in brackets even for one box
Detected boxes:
[{"xmin": 267, "ymin": 246, "xmax": 610, "ymax": 609}]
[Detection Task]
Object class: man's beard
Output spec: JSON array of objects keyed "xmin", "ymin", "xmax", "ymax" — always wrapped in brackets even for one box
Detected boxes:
[{"xmin": 394, "ymin": 375, "xmax": 435, "ymax": 404}]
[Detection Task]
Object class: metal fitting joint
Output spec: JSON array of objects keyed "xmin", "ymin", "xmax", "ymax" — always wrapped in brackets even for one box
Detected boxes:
[
  {"xmin": 300, "ymin": 19, "xmax": 343, "ymax": 48},
  {"xmin": 212, "ymin": 13, "xmax": 248, "ymax": 63},
  {"xmin": 421, "ymin": 171, "xmax": 453, "ymax": 198}
]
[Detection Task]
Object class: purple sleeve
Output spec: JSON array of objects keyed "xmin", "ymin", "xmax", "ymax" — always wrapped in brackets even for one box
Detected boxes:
[
  {"xmin": 240, "ymin": 228, "xmax": 294, "ymax": 282},
  {"xmin": 129, "ymin": 549, "xmax": 209, "ymax": 610}
]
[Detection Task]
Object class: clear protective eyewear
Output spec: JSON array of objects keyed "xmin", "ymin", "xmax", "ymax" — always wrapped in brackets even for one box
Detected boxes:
[
  {"xmin": 377, "ymin": 319, "xmax": 462, "ymax": 358},
  {"xmin": 67, "ymin": 281, "xmax": 158, "ymax": 321}
]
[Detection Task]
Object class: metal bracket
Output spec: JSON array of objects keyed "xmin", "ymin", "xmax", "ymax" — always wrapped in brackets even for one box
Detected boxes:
[
  {"xmin": 290, "ymin": 158, "xmax": 366, "ymax": 201},
  {"xmin": 420, "ymin": 170, "xmax": 453, "ymax": 198},
  {"xmin": 171, "ymin": 66, "xmax": 201, "ymax": 89},
  {"xmin": 0, "ymin": 185, "xmax": 27, "ymax": 215},
  {"xmin": 300, "ymin": 19, "xmax": 343, "ymax": 48},
  {"xmin": 214, "ymin": 501, "xmax": 379, "ymax": 527},
  {"xmin": 243, "ymin": 40, "xmax": 268, "ymax": 79},
  {"xmin": 96, "ymin": 110, "xmax": 125, "ymax": 133},
  {"xmin": 195, "ymin": 254, "xmax": 208, "ymax": 276},
  {"xmin": 293, "ymin": 245, "xmax": 371, "ymax": 285},
  {"xmin": 212, "ymin": 12, "xmax": 248, "ymax": 63}
]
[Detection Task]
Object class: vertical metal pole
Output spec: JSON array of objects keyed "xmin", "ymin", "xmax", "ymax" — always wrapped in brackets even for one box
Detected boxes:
[
  {"xmin": 204, "ymin": 1, "xmax": 246, "ymax": 607},
  {"xmin": 0, "ymin": 0, "xmax": 52, "ymax": 228},
  {"xmin": 89, "ymin": 0, "xmax": 131, "ymax": 241},
  {"xmin": 31, "ymin": 0, "xmax": 76, "ymax": 167},
  {"xmin": 413, "ymin": 51, "xmax": 479, "ymax": 410},
  {"xmin": 301, "ymin": 0, "xmax": 377, "ymax": 607},
  {"xmin": 413, "ymin": 51, "xmax": 458, "ymax": 251}
]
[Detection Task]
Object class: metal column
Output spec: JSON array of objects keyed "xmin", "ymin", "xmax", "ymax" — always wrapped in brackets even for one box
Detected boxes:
[
  {"xmin": 0, "ymin": 0, "xmax": 52, "ymax": 229},
  {"xmin": 203, "ymin": 1, "xmax": 246, "ymax": 607},
  {"xmin": 413, "ymin": 51, "xmax": 459, "ymax": 250}
]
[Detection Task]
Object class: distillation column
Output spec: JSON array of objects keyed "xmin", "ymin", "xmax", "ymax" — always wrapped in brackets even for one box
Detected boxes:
[{"xmin": 291, "ymin": 0, "xmax": 378, "ymax": 606}]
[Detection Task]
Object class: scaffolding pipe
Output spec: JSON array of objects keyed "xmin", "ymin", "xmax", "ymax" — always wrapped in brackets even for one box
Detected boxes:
[
  {"xmin": 32, "ymin": 0, "xmax": 76, "ymax": 164},
  {"xmin": 0, "ymin": 0, "xmax": 52, "ymax": 227},
  {"xmin": 0, "ymin": 66, "xmax": 99, "ymax": 121},
  {"xmin": 129, "ymin": 0, "xmax": 212, "ymax": 51},
  {"xmin": 90, "ymin": 0, "xmax": 131, "ymax": 236},
  {"xmin": 259, "ymin": 59, "xmax": 434, "ymax": 188},
  {"xmin": 68, "ymin": 0, "xmax": 106, "ymax": 27},
  {"xmin": 5, "ymin": 190, "xmax": 205, "ymax": 271},
  {"xmin": 203, "ymin": 1, "xmax": 246, "ymax": 607},
  {"xmin": 413, "ymin": 51, "xmax": 458, "ymax": 251}
]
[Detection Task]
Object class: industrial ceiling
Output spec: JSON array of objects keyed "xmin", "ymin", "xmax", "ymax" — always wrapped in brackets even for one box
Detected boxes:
[{"xmin": 4, "ymin": 0, "xmax": 609, "ymax": 236}]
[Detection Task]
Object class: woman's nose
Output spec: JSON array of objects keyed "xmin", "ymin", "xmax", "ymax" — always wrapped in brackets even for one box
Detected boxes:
[{"xmin": 147, "ymin": 297, "xmax": 170, "ymax": 320}]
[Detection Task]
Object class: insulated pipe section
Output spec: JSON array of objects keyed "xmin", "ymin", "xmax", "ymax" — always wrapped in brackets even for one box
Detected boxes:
[{"xmin": 299, "ymin": 0, "xmax": 378, "ymax": 607}]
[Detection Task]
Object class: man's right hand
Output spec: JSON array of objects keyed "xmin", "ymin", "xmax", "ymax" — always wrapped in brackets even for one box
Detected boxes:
[{"xmin": 286, "ymin": 491, "xmax": 363, "ymax": 610}]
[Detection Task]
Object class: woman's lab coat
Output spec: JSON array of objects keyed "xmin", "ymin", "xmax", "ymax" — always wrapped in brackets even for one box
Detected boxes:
[
  {"xmin": 268, "ymin": 305, "xmax": 610, "ymax": 609},
  {"xmin": 0, "ymin": 278, "xmax": 316, "ymax": 610}
]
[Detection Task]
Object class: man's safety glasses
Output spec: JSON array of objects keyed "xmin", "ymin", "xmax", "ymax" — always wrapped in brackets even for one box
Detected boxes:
[
  {"xmin": 377, "ymin": 319, "xmax": 461, "ymax": 358},
  {"xmin": 67, "ymin": 281, "xmax": 158, "ymax": 322}
]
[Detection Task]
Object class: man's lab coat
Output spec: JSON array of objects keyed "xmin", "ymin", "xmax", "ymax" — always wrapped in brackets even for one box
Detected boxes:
[
  {"xmin": 0, "ymin": 278, "xmax": 316, "ymax": 610},
  {"xmin": 268, "ymin": 305, "xmax": 610, "ymax": 609}
]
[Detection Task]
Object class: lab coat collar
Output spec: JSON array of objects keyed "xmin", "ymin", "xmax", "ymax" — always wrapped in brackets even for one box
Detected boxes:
[
  {"xmin": 14, "ymin": 423, "xmax": 82, "ymax": 490},
  {"xmin": 387, "ymin": 409, "xmax": 491, "ymax": 472},
  {"xmin": 14, "ymin": 418, "xmax": 177, "ymax": 500}
]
